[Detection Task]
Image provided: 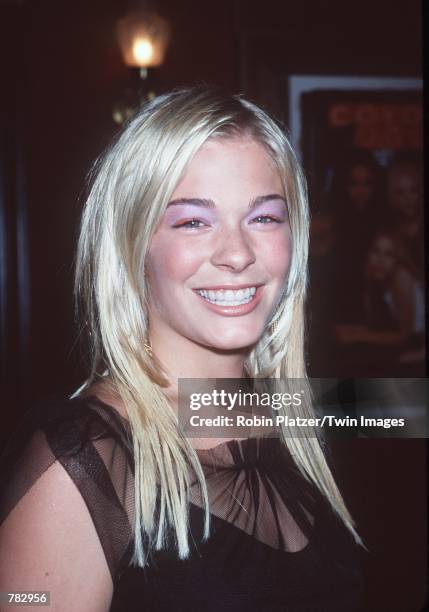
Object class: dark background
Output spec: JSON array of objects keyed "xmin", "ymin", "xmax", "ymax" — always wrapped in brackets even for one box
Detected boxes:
[{"xmin": 0, "ymin": 1, "xmax": 426, "ymax": 610}]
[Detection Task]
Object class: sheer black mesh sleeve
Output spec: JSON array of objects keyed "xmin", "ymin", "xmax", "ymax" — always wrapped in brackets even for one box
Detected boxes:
[{"xmin": 0, "ymin": 396, "xmax": 136, "ymax": 581}]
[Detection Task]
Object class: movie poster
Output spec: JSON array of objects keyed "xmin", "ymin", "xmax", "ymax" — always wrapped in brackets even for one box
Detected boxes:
[{"xmin": 290, "ymin": 78, "xmax": 424, "ymax": 378}]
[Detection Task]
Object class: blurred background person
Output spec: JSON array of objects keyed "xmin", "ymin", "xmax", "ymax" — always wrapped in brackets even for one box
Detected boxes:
[
  {"xmin": 385, "ymin": 153, "xmax": 424, "ymax": 283},
  {"xmin": 330, "ymin": 149, "xmax": 385, "ymax": 325},
  {"xmin": 335, "ymin": 230, "xmax": 425, "ymax": 376}
]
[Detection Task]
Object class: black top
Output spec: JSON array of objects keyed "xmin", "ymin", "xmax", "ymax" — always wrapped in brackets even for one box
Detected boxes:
[{"xmin": 0, "ymin": 395, "xmax": 363, "ymax": 611}]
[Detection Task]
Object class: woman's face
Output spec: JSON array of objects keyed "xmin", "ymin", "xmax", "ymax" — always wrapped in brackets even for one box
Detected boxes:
[
  {"xmin": 346, "ymin": 164, "xmax": 374, "ymax": 211},
  {"xmin": 145, "ymin": 137, "xmax": 292, "ymax": 352},
  {"xmin": 366, "ymin": 236, "xmax": 396, "ymax": 281}
]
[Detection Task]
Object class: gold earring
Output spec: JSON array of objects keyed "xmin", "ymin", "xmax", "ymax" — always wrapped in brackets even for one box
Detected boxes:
[
  {"xmin": 270, "ymin": 319, "xmax": 279, "ymax": 335},
  {"xmin": 143, "ymin": 339, "xmax": 153, "ymax": 357}
]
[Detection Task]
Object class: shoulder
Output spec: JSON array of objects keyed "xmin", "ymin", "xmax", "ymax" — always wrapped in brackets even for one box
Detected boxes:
[
  {"xmin": 12, "ymin": 391, "xmax": 131, "ymax": 457},
  {"xmin": 0, "ymin": 393, "xmax": 135, "ymax": 582},
  {"xmin": 0, "ymin": 458, "xmax": 114, "ymax": 611},
  {"xmin": 1, "ymin": 393, "xmax": 133, "ymax": 490}
]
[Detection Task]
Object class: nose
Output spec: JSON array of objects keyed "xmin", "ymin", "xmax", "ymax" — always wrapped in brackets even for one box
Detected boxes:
[{"xmin": 210, "ymin": 225, "xmax": 256, "ymax": 272}]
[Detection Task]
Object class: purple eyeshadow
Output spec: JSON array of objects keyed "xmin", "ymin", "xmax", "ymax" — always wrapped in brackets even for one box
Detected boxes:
[
  {"xmin": 163, "ymin": 198, "xmax": 287, "ymax": 225},
  {"xmin": 164, "ymin": 205, "xmax": 215, "ymax": 225},
  {"xmin": 248, "ymin": 200, "xmax": 287, "ymax": 219}
]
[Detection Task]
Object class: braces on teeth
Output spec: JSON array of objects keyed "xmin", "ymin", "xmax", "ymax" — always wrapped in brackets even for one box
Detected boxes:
[{"xmin": 197, "ymin": 287, "xmax": 257, "ymax": 306}]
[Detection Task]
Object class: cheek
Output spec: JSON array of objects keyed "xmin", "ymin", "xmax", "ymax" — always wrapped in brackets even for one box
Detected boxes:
[
  {"xmin": 146, "ymin": 235, "xmax": 203, "ymax": 293},
  {"xmin": 259, "ymin": 231, "xmax": 292, "ymax": 280}
]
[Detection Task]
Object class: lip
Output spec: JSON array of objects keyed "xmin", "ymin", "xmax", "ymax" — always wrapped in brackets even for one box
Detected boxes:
[{"xmin": 193, "ymin": 285, "xmax": 264, "ymax": 317}]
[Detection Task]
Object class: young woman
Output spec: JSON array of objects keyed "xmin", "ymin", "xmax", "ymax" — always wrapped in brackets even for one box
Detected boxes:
[{"xmin": 0, "ymin": 87, "xmax": 364, "ymax": 611}]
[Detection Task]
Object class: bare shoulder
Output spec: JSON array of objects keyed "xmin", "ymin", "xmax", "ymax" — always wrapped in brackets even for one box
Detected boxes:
[{"xmin": 0, "ymin": 460, "xmax": 113, "ymax": 612}]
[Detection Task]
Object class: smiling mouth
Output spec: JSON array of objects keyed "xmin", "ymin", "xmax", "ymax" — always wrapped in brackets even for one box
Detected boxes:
[{"xmin": 194, "ymin": 286, "xmax": 258, "ymax": 306}]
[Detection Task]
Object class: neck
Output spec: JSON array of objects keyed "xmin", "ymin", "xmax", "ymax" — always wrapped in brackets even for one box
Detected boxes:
[{"xmin": 149, "ymin": 326, "xmax": 248, "ymax": 406}]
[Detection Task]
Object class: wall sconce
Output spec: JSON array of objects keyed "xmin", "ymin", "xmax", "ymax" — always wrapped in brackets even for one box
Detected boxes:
[{"xmin": 113, "ymin": 9, "xmax": 170, "ymax": 124}]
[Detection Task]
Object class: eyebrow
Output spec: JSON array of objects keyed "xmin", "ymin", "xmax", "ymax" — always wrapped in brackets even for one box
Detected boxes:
[{"xmin": 166, "ymin": 194, "xmax": 287, "ymax": 210}]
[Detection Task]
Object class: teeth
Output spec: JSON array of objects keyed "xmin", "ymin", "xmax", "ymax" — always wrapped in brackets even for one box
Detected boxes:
[{"xmin": 196, "ymin": 286, "xmax": 258, "ymax": 306}]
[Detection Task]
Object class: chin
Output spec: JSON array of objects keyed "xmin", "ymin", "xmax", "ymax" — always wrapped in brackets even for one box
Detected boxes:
[{"xmin": 202, "ymin": 331, "xmax": 263, "ymax": 352}]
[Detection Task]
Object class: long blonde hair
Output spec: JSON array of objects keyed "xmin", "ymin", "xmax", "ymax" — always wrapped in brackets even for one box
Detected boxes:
[{"xmin": 72, "ymin": 86, "xmax": 364, "ymax": 566}]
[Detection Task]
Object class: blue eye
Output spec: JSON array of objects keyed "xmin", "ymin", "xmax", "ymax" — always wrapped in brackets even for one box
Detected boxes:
[
  {"xmin": 251, "ymin": 215, "xmax": 282, "ymax": 224},
  {"xmin": 173, "ymin": 219, "xmax": 206, "ymax": 229}
]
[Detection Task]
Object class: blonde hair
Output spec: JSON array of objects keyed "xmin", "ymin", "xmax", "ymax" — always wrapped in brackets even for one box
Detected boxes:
[{"xmin": 72, "ymin": 86, "xmax": 364, "ymax": 566}]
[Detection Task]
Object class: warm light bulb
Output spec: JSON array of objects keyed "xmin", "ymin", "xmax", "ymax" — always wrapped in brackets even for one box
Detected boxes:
[{"xmin": 132, "ymin": 39, "xmax": 153, "ymax": 65}]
